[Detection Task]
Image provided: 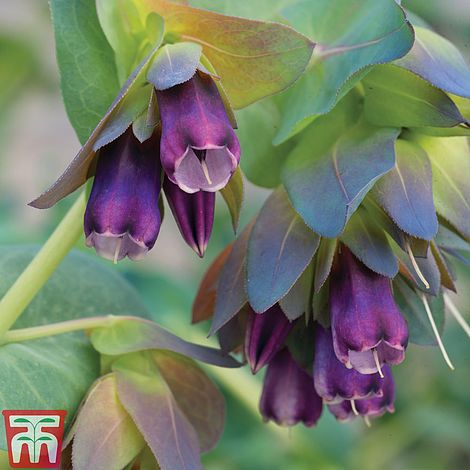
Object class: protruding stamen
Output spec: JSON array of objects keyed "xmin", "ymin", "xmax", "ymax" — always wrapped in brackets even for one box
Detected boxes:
[
  {"xmin": 364, "ymin": 416, "xmax": 372, "ymax": 428},
  {"xmin": 405, "ymin": 240, "xmax": 430, "ymax": 290},
  {"xmin": 444, "ymin": 293, "xmax": 470, "ymax": 339},
  {"xmin": 201, "ymin": 159, "xmax": 213, "ymax": 185},
  {"xmin": 350, "ymin": 400, "xmax": 359, "ymax": 416},
  {"xmin": 372, "ymin": 348, "xmax": 384, "ymax": 378},
  {"xmin": 113, "ymin": 237, "xmax": 123, "ymax": 265},
  {"xmin": 421, "ymin": 293, "xmax": 455, "ymax": 370}
]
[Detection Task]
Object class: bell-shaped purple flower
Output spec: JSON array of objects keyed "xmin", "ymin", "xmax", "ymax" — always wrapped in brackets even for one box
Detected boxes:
[
  {"xmin": 84, "ymin": 129, "xmax": 162, "ymax": 262},
  {"xmin": 156, "ymin": 73, "xmax": 240, "ymax": 193},
  {"xmin": 328, "ymin": 365, "xmax": 395, "ymax": 422},
  {"xmin": 330, "ymin": 247, "xmax": 408, "ymax": 375},
  {"xmin": 245, "ymin": 305, "xmax": 294, "ymax": 374},
  {"xmin": 314, "ymin": 325, "xmax": 383, "ymax": 404},
  {"xmin": 163, "ymin": 178, "xmax": 215, "ymax": 257},
  {"xmin": 260, "ymin": 348, "xmax": 323, "ymax": 427}
]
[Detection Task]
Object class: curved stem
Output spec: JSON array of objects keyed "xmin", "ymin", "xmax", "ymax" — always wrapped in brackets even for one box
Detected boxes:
[{"xmin": 0, "ymin": 191, "xmax": 87, "ymax": 338}]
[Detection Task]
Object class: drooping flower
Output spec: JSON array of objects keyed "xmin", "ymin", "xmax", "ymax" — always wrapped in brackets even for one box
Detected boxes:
[
  {"xmin": 245, "ymin": 305, "xmax": 294, "ymax": 374},
  {"xmin": 156, "ymin": 72, "xmax": 240, "ymax": 193},
  {"xmin": 260, "ymin": 348, "xmax": 323, "ymax": 427},
  {"xmin": 84, "ymin": 129, "xmax": 162, "ymax": 262},
  {"xmin": 327, "ymin": 365, "xmax": 395, "ymax": 422},
  {"xmin": 313, "ymin": 325, "xmax": 383, "ymax": 404},
  {"xmin": 330, "ymin": 246, "xmax": 409, "ymax": 375},
  {"xmin": 163, "ymin": 178, "xmax": 215, "ymax": 257}
]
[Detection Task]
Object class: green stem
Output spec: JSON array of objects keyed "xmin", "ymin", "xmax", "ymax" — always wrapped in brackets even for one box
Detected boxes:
[
  {"xmin": 0, "ymin": 191, "xmax": 87, "ymax": 338},
  {"xmin": 0, "ymin": 315, "xmax": 116, "ymax": 345}
]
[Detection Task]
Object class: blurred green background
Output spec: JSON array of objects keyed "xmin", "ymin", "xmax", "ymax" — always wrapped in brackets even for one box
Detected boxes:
[{"xmin": 0, "ymin": 1, "xmax": 469, "ymax": 469}]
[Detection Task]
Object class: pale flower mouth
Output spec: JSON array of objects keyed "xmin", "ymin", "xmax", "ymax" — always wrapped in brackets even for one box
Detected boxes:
[
  {"xmin": 86, "ymin": 231, "xmax": 150, "ymax": 263},
  {"xmin": 173, "ymin": 145, "xmax": 238, "ymax": 193},
  {"xmin": 346, "ymin": 342, "xmax": 405, "ymax": 375}
]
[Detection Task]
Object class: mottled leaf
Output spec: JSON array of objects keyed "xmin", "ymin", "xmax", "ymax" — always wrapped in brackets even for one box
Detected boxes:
[
  {"xmin": 50, "ymin": 0, "xmax": 119, "ymax": 143},
  {"xmin": 314, "ymin": 238, "xmax": 337, "ymax": 293},
  {"xmin": 340, "ymin": 207, "xmax": 398, "ymax": 277},
  {"xmin": 73, "ymin": 374, "xmax": 144, "ymax": 470},
  {"xmin": 192, "ymin": 244, "xmax": 232, "ymax": 324},
  {"xmin": 247, "ymin": 188, "xmax": 320, "ymax": 313},
  {"xmin": 414, "ymin": 135, "xmax": 470, "ymax": 238},
  {"xmin": 154, "ymin": 351, "xmax": 224, "ymax": 453},
  {"xmin": 283, "ymin": 106, "xmax": 400, "ymax": 237},
  {"xmin": 114, "ymin": 353, "xmax": 202, "ymax": 470},
  {"xmin": 147, "ymin": 42, "xmax": 202, "ymax": 90},
  {"xmin": 275, "ymin": 0, "xmax": 413, "ymax": 143},
  {"xmin": 394, "ymin": 277, "xmax": 444, "ymax": 346},
  {"xmin": 90, "ymin": 316, "xmax": 240, "ymax": 367},
  {"xmin": 220, "ymin": 167, "xmax": 244, "ymax": 232},
  {"xmin": 395, "ymin": 26, "xmax": 470, "ymax": 98},
  {"xmin": 373, "ymin": 139, "xmax": 437, "ymax": 240},
  {"xmin": 144, "ymin": 0, "xmax": 314, "ymax": 108},
  {"xmin": 363, "ymin": 65, "xmax": 467, "ymax": 129},
  {"xmin": 210, "ymin": 222, "xmax": 253, "ymax": 334}
]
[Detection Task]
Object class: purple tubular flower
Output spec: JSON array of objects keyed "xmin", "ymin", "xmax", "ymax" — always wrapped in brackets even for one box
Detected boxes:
[
  {"xmin": 156, "ymin": 73, "xmax": 240, "ymax": 193},
  {"xmin": 260, "ymin": 348, "xmax": 323, "ymax": 427},
  {"xmin": 84, "ymin": 129, "xmax": 162, "ymax": 262},
  {"xmin": 245, "ymin": 305, "xmax": 294, "ymax": 374},
  {"xmin": 330, "ymin": 247, "xmax": 409, "ymax": 375},
  {"xmin": 163, "ymin": 178, "xmax": 215, "ymax": 257},
  {"xmin": 328, "ymin": 365, "xmax": 395, "ymax": 422},
  {"xmin": 314, "ymin": 325, "xmax": 383, "ymax": 404}
]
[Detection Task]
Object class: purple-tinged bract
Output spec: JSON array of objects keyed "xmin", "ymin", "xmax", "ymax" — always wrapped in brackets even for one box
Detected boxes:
[
  {"xmin": 245, "ymin": 305, "xmax": 294, "ymax": 374},
  {"xmin": 84, "ymin": 129, "xmax": 162, "ymax": 262},
  {"xmin": 157, "ymin": 73, "xmax": 240, "ymax": 193},
  {"xmin": 330, "ymin": 247, "xmax": 408, "ymax": 374},
  {"xmin": 163, "ymin": 178, "xmax": 215, "ymax": 257},
  {"xmin": 314, "ymin": 325, "xmax": 383, "ymax": 404},
  {"xmin": 260, "ymin": 348, "xmax": 322, "ymax": 427}
]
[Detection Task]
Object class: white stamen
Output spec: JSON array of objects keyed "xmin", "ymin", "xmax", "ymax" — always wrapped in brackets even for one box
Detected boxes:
[
  {"xmin": 113, "ymin": 238, "xmax": 123, "ymax": 265},
  {"xmin": 200, "ymin": 159, "xmax": 213, "ymax": 185},
  {"xmin": 421, "ymin": 293, "xmax": 455, "ymax": 370},
  {"xmin": 364, "ymin": 416, "xmax": 372, "ymax": 428},
  {"xmin": 350, "ymin": 400, "xmax": 359, "ymax": 416},
  {"xmin": 444, "ymin": 293, "xmax": 470, "ymax": 339},
  {"xmin": 372, "ymin": 348, "xmax": 384, "ymax": 378},
  {"xmin": 405, "ymin": 240, "xmax": 430, "ymax": 290}
]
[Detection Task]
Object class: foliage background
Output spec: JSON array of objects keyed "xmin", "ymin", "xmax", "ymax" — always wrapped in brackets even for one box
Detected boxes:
[{"xmin": 0, "ymin": 1, "xmax": 469, "ymax": 468}]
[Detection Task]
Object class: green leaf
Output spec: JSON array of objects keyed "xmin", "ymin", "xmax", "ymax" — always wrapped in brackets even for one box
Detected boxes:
[
  {"xmin": 372, "ymin": 139, "xmax": 438, "ymax": 240},
  {"xmin": 275, "ymin": 0, "xmax": 414, "ymax": 143},
  {"xmin": 340, "ymin": 206, "xmax": 398, "ymax": 277},
  {"xmin": 247, "ymin": 187, "xmax": 320, "ymax": 313},
  {"xmin": 413, "ymin": 135, "xmax": 470, "ymax": 238},
  {"xmin": 90, "ymin": 316, "xmax": 240, "ymax": 368},
  {"xmin": 50, "ymin": 0, "xmax": 120, "ymax": 144},
  {"xmin": 113, "ymin": 352, "xmax": 202, "ymax": 470},
  {"xmin": 283, "ymin": 100, "xmax": 400, "ymax": 237},
  {"xmin": 73, "ymin": 374, "xmax": 144, "ymax": 470},
  {"xmin": 147, "ymin": 42, "xmax": 203, "ymax": 90},
  {"xmin": 0, "ymin": 247, "xmax": 148, "ymax": 451},
  {"xmin": 314, "ymin": 238, "xmax": 337, "ymax": 293},
  {"xmin": 393, "ymin": 277, "xmax": 444, "ymax": 346},
  {"xmin": 363, "ymin": 65, "xmax": 467, "ymax": 129},
  {"xmin": 220, "ymin": 167, "xmax": 244, "ymax": 232},
  {"xmin": 146, "ymin": 0, "xmax": 314, "ymax": 108},
  {"xmin": 395, "ymin": 26, "xmax": 470, "ymax": 98},
  {"xmin": 210, "ymin": 222, "xmax": 253, "ymax": 334},
  {"xmin": 154, "ymin": 351, "xmax": 224, "ymax": 453}
]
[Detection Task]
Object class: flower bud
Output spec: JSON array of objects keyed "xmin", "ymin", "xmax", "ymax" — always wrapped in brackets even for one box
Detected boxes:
[
  {"xmin": 327, "ymin": 365, "xmax": 395, "ymax": 422},
  {"xmin": 245, "ymin": 305, "xmax": 293, "ymax": 374},
  {"xmin": 260, "ymin": 348, "xmax": 322, "ymax": 427},
  {"xmin": 163, "ymin": 178, "xmax": 215, "ymax": 257},
  {"xmin": 84, "ymin": 130, "xmax": 162, "ymax": 262},
  {"xmin": 330, "ymin": 247, "xmax": 408, "ymax": 375},
  {"xmin": 157, "ymin": 73, "xmax": 240, "ymax": 193},
  {"xmin": 314, "ymin": 325, "xmax": 383, "ymax": 404}
]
